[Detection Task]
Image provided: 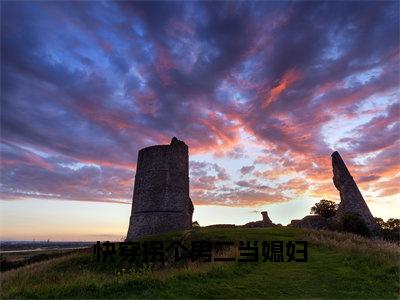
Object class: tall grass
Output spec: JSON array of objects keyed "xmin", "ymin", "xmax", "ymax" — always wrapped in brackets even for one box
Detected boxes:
[{"xmin": 298, "ymin": 228, "xmax": 400, "ymax": 264}]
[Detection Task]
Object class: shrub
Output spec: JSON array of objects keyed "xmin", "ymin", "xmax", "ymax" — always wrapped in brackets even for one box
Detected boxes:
[{"xmin": 341, "ymin": 212, "xmax": 371, "ymax": 237}]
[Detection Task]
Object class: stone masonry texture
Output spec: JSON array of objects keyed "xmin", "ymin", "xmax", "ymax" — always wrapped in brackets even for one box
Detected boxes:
[{"xmin": 126, "ymin": 137, "xmax": 194, "ymax": 241}]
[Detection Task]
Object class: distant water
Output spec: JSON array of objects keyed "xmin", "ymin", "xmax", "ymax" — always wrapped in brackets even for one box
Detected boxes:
[{"xmin": 0, "ymin": 241, "xmax": 94, "ymax": 252}]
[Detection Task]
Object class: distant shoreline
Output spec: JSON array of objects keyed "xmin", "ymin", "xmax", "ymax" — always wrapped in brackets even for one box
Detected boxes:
[
  {"xmin": 0, "ymin": 241, "xmax": 95, "ymax": 252},
  {"xmin": 0, "ymin": 246, "xmax": 91, "ymax": 254}
]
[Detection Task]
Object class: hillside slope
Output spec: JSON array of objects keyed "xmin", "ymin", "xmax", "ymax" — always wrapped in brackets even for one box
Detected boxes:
[{"xmin": 1, "ymin": 227, "xmax": 398, "ymax": 299}]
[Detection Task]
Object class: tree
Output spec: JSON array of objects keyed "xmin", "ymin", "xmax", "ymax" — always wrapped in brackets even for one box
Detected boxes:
[
  {"xmin": 374, "ymin": 217, "xmax": 385, "ymax": 229},
  {"xmin": 310, "ymin": 199, "xmax": 338, "ymax": 218},
  {"xmin": 374, "ymin": 217, "xmax": 399, "ymax": 243},
  {"xmin": 384, "ymin": 219, "xmax": 400, "ymax": 243},
  {"xmin": 385, "ymin": 218, "xmax": 400, "ymax": 230},
  {"xmin": 192, "ymin": 221, "xmax": 200, "ymax": 227}
]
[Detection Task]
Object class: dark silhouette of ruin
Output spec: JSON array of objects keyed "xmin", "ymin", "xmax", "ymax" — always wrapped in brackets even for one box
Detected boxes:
[
  {"xmin": 290, "ymin": 151, "xmax": 381, "ymax": 237},
  {"xmin": 243, "ymin": 211, "xmax": 277, "ymax": 228},
  {"xmin": 126, "ymin": 137, "xmax": 194, "ymax": 241},
  {"xmin": 330, "ymin": 151, "xmax": 381, "ymax": 236}
]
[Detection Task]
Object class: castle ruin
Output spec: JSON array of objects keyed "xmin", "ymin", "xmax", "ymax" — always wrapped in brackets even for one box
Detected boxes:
[
  {"xmin": 289, "ymin": 151, "xmax": 381, "ymax": 237},
  {"xmin": 243, "ymin": 211, "xmax": 277, "ymax": 228},
  {"xmin": 126, "ymin": 137, "xmax": 194, "ymax": 241},
  {"xmin": 331, "ymin": 151, "xmax": 381, "ymax": 236}
]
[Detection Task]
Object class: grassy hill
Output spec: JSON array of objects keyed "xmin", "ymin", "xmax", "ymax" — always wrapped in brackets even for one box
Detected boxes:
[{"xmin": 1, "ymin": 227, "xmax": 399, "ymax": 299}]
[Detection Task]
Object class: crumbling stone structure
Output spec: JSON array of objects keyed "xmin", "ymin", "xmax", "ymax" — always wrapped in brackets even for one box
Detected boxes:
[
  {"xmin": 289, "ymin": 215, "xmax": 329, "ymax": 229},
  {"xmin": 243, "ymin": 211, "xmax": 276, "ymax": 228},
  {"xmin": 330, "ymin": 151, "xmax": 381, "ymax": 236},
  {"xmin": 126, "ymin": 137, "xmax": 194, "ymax": 241},
  {"xmin": 289, "ymin": 151, "xmax": 381, "ymax": 236}
]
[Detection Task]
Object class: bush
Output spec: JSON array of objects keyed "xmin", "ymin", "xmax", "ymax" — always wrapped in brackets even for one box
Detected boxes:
[{"xmin": 341, "ymin": 212, "xmax": 371, "ymax": 237}]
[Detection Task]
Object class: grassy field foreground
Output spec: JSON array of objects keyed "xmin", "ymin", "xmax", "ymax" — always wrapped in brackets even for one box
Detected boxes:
[{"xmin": 1, "ymin": 227, "xmax": 399, "ymax": 299}]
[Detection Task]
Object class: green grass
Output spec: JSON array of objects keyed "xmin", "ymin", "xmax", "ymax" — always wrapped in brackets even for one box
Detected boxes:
[{"xmin": 1, "ymin": 227, "xmax": 399, "ymax": 299}]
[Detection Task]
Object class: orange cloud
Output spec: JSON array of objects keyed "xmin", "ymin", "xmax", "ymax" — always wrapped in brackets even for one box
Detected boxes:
[{"xmin": 262, "ymin": 69, "xmax": 300, "ymax": 108}]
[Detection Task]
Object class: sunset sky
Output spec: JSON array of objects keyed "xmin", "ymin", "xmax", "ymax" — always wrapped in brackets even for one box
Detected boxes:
[{"xmin": 1, "ymin": 1, "xmax": 399, "ymax": 241}]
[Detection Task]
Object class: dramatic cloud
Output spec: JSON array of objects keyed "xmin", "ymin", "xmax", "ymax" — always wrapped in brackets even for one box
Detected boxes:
[
  {"xmin": 1, "ymin": 1, "xmax": 399, "ymax": 208},
  {"xmin": 240, "ymin": 166, "xmax": 255, "ymax": 176}
]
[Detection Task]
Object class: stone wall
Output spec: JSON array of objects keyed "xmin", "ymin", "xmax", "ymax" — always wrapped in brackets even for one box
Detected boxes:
[
  {"xmin": 126, "ymin": 137, "xmax": 194, "ymax": 241},
  {"xmin": 289, "ymin": 215, "xmax": 329, "ymax": 229}
]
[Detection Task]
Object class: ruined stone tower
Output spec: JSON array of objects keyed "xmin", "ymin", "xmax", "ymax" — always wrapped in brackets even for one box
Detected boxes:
[
  {"xmin": 331, "ymin": 151, "xmax": 381, "ymax": 236},
  {"xmin": 244, "ymin": 211, "xmax": 276, "ymax": 228},
  {"xmin": 260, "ymin": 211, "xmax": 275, "ymax": 226},
  {"xmin": 126, "ymin": 137, "xmax": 194, "ymax": 241}
]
